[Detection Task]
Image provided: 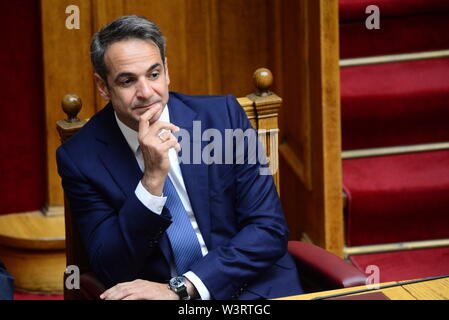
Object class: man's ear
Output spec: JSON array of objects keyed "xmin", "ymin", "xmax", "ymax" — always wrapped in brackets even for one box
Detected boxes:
[
  {"xmin": 164, "ymin": 57, "xmax": 170, "ymax": 86},
  {"xmin": 94, "ymin": 73, "xmax": 110, "ymax": 101}
]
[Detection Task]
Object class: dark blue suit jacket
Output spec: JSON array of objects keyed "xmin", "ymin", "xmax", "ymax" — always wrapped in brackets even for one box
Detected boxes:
[
  {"xmin": 0, "ymin": 259, "xmax": 14, "ymax": 300},
  {"xmin": 56, "ymin": 92, "xmax": 303, "ymax": 299}
]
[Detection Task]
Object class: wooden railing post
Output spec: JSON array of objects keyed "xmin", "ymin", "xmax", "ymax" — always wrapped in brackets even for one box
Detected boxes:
[
  {"xmin": 56, "ymin": 94, "xmax": 88, "ymax": 300},
  {"xmin": 247, "ymin": 68, "xmax": 282, "ymax": 193},
  {"xmin": 56, "ymin": 94, "xmax": 87, "ymax": 144}
]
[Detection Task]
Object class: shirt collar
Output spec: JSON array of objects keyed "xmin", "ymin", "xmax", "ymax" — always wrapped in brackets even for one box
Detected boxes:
[{"xmin": 115, "ymin": 104, "xmax": 170, "ymax": 154}]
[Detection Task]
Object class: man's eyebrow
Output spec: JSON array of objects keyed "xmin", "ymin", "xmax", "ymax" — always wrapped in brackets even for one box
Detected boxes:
[
  {"xmin": 114, "ymin": 72, "xmax": 135, "ymax": 82},
  {"xmin": 113, "ymin": 63, "xmax": 162, "ymax": 82},
  {"xmin": 147, "ymin": 63, "xmax": 162, "ymax": 72}
]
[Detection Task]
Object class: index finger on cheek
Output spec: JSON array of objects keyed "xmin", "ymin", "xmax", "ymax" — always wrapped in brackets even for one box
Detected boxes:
[
  {"xmin": 147, "ymin": 106, "xmax": 163, "ymax": 124},
  {"xmin": 139, "ymin": 105, "xmax": 161, "ymax": 123}
]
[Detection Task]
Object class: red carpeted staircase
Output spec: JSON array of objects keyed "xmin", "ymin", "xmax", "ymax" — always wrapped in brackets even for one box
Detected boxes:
[{"xmin": 339, "ymin": 0, "xmax": 449, "ymax": 282}]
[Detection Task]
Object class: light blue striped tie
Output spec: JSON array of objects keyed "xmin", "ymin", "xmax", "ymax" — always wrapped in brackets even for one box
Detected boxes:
[{"xmin": 164, "ymin": 176, "xmax": 203, "ymax": 275}]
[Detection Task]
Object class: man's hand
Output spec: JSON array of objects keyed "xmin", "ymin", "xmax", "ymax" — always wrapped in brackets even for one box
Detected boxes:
[
  {"xmin": 99, "ymin": 279, "xmax": 179, "ymax": 300},
  {"xmin": 138, "ymin": 105, "xmax": 180, "ymax": 196}
]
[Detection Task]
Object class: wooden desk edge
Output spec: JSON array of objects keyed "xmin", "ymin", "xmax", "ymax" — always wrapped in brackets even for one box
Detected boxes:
[
  {"xmin": 275, "ymin": 282, "xmax": 408, "ymax": 300},
  {"xmin": 276, "ymin": 276, "xmax": 449, "ymax": 300}
]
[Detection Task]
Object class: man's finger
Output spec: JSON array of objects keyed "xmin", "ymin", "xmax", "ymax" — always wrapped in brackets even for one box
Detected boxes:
[
  {"xmin": 168, "ymin": 135, "xmax": 181, "ymax": 153},
  {"xmin": 100, "ymin": 286, "xmax": 115, "ymax": 299},
  {"xmin": 100, "ymin": 287, "xmax": 118, "ymax": 300},
  {"xmin": 103, "ymin": 287, "xmax": 134, "ymax": 300},
  {"xmin": 162, "ymin": 137, "xmax": 180, "ymax": 152},
  {"xmin": 149, "ymin": 121, "xmax": 180, "ymax": 136},
  {"xmin": 100, "ymin": 283, "xmax": 134, "ymax": 300},
  {"xmin": 138, "ymin": 105, "xmax": 162, "ymax": 136},
  {"xmin": 158, "ymin": 130, "xmax": 172, "ymax": 142}
]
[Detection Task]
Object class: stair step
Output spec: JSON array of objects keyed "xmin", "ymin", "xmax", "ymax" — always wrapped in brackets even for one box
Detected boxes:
[
  {"xmin": 341, "ymin": 57, "xmax": 449, "ymax": 150},
  {"xmin": 340, "ymin": 12, "xmax": 449, "ymax": 59},
  {"xmin": 343, "ymin": 150, "xmax": 449, "ymax": 246},
  {"xmin": 349, "ymin": 247, "xmax": 449, "ymax": 282},
  {"xmin": 339, "ymin": 0, "xmax": 449, "ymax": 22}
]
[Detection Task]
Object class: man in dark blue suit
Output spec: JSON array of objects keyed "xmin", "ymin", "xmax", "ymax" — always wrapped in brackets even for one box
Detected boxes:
[{"xmin": 57, "ymin": 15, "xmax": 302, "ymax": 300}]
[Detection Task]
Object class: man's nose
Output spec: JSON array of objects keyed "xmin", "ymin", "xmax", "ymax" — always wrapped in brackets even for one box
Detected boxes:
[{"xmin": 136, "ymin": 79, "xmax": 154, "ymax": 99}]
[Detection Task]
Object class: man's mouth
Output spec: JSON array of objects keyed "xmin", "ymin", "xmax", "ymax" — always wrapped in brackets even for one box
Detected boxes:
[{"xmin": 133, "ymin": 102, "xmax": 160, "ymax": 110}]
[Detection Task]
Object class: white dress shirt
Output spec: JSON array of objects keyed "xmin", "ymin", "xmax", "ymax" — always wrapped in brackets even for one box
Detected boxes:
[{"xmin": 114, "ymin": 106, "xmax": 210, "ymax": 300}]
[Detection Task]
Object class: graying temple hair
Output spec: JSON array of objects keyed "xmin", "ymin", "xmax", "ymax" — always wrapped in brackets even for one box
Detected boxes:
[{"xmin": 90, "ymin": 15, "xmax": 166, "ymax": 82}]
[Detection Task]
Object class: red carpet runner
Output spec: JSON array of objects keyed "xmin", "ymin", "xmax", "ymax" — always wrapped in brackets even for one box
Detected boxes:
[
  {"xmin": 349, "ymin": 247, "xmax": 449, "ymax": 282},
  {"xmin": 341, "ymin": 58, "xmax": 449, "ymax": 150},
  {"xmin": 343, "ymin": 150, "xmax": 449, "ymax": 246},
  {"xmin": 340, "ymin": 0, "xmax": 449, "ymax": 281}
]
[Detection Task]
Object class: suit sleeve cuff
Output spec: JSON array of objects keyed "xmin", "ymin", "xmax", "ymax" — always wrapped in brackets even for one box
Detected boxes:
[
  {"xmin": 184, "ymin": 271, "xmax": 211, "ymax": 300},
  {"xmin": 135, "ymin": 181, "xmax": 167, "ymax": 215}
]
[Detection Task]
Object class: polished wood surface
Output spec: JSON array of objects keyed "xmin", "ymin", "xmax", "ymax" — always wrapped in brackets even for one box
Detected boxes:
[
  {"xmin": 400, "ymin": 277, "xmax": 449, "ymax": 300},
  {"xmin": 56, "ymin": 95, "xmax": 92, "ymax": 299},
  {"xmin": 279, "ymin": 282, "xmax": 415, "ymax": 300},
  {"xmin": 248, "ymin": 68, "xmax": 282, "ymax": 193},
  {"xmin": 42, "ymin": 1, "xmax": 344, "ymax": 257},
  {"xmin": 318, "ymin": 0, "xmax": 344, "ymax": 256},
  {"xmin": 0, "ymin": 212, "xmax": 64, "ymax": 250},
  {"xmin": 41, "ymin": 0, "xmax": 97, "ymax": 210},
  {"xmin": 56, "ymin": 94, "xmax": 88, "ymax": 143},
  {"xmin": 279, "ymin": 276, "xmax": 449, "ymax": 300},
  {"xmin": 41, "ymin": 0, "xmax": 280, "ymax": 208},
  {"xmin": 0, "ymin": 245, "xmax": 65, "ymax": 293},
  {"xmin": 0, "ymin": 211, "xmax": 65, "ymax": 292},
  {"xmin": 276, "ymin": 0, "xmax": 344, "ymax": 256}
]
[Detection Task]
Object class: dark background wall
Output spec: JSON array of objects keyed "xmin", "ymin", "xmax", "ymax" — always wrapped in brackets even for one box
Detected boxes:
[{"xmin": 0, "ymin": 1, "xmax": 46, "ymax": 214}]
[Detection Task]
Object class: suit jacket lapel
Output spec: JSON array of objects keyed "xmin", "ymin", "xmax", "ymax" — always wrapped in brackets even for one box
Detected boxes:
[
  {"xmin": 168, "ymin": 94, "xmax": 212, "ymax": 249},
  {"xmin": 95, "ymin": 105, "xmax": 174, "ymax": 270},
  {"xmin": 94, "ymin": 98, "xmax": 212, "ymax": 270},
  {"xmin": 95, "ymin": 104, "xmax": 142, "ymax": 200}
]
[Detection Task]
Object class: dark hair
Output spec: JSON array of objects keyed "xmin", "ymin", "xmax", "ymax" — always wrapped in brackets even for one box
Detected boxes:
[{"xmin": 90, "ymin": 15, "xmax": 166, "ymax": 81}]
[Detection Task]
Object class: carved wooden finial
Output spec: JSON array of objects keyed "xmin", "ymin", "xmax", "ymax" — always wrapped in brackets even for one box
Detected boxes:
[
  {"xmin": 253, "ymin": 68, "xmax": 273, "ymax": 96},
  {"xmin": 57, "ymin": 94, "xmax": 87, "ymax": 143},
  {"xmin": 61, "ymin": 94, "xmax": 82, "ymax": 122}
]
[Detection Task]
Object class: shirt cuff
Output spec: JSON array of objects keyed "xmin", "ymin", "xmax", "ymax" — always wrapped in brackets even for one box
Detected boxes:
[
  {"xmin": 184, "ymin": 271, "xmax": 211, "ymax": 300},
  {"xmin": 135, "ymin": 181, "xmax": 167, "ymax": 215}
]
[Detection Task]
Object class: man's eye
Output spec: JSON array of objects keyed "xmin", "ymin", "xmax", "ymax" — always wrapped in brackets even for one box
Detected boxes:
[
  {"xmin": 120, "ymin": 79, "xmax": 133, "ymax": 86},
  {"xmin": 149, "ymin": 72, "xmax": 160, "ymax": 80}
]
